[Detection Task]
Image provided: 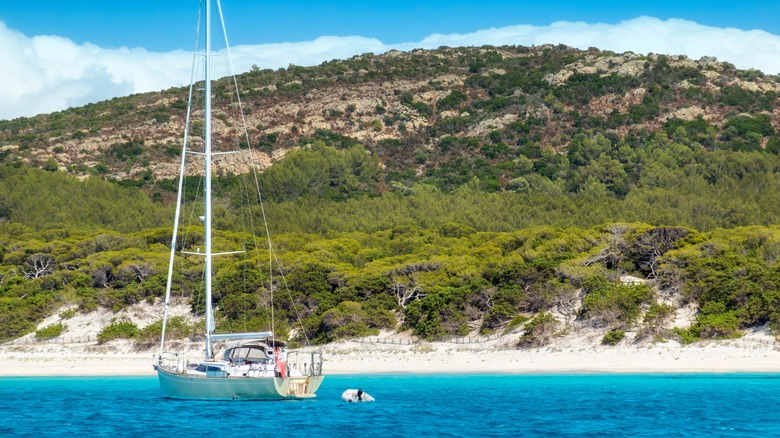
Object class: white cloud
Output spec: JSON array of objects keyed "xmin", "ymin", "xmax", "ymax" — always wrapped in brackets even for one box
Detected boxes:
[
  {"xmin": 2, "ymin": 17, "xmax": 780, "ymax": 121},
  {"xmin": 410, "ymin": 17, "xmax": 780, "ymax": 74},
  {"xmin": 0, "ymin": 22, "xmax": 192, "ymax": 120}
]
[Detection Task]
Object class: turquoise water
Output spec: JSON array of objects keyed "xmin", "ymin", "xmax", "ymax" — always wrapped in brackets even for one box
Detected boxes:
[{"xmin": 2, "ymin": 374, "xmax": 780, "ymax": 436}]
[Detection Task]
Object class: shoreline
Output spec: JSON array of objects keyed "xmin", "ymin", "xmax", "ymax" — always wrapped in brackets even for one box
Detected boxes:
[{"xmin": 2, "ymin": 338, "xmax": 780, "ymax": 377}]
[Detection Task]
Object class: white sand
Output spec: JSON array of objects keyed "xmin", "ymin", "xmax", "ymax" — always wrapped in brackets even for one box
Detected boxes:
[
  {"xmin": 2, "ymin": 337, "xmax": 780, "ymax": 376},
  {"xmin": 320, "ymin": 340, "xmax": 780, "ymax": 375},
  {"xmin": 3, "ymin": 302, "xmax": 779, "ymax": 376}
]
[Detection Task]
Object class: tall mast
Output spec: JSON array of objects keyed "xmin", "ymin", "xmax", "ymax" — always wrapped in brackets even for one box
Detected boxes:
[{"xmin": 204, "ymin": 0, "xmax": 215, "ymax": 360}]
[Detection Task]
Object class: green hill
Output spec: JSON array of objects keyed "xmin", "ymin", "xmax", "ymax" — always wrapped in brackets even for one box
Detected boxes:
[{"xmin": 1, "ymin": 44, "xmax": 780, "ymax": 347}]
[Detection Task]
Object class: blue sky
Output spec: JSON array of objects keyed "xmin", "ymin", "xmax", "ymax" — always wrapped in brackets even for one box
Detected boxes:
[
  {"xmin": 1, "ymin": 0, "xmax": 780, "ymax": 120},
  {"xmin": 3, "ymin": 0, "xmax": 780, "ymax": 51}
]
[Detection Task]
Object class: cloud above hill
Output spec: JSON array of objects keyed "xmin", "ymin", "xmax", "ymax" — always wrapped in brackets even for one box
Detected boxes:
[{"xmin": 1, "ymin": 16, "xmax": 780, "ymax": 120}]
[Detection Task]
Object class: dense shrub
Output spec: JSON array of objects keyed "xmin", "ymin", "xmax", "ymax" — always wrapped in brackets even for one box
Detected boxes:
[
  {"xmin": 579, "ymin": 275, "xmax": 653, "ymax": 328},
  {"xmin": 437, "ymin": 90, "xmax": 467, "ymax": 110},
  {"xmin": 35, "ymin": 323, "xmax": 65, "ymax": 340},
  {"xmin": 136, "ymin": 316, "xmax": 193, "ymax": 348},
  {"xmin": 517, "ymin": 313, "xmax": 559, "ymax": 348},
  {"xmin": 404, "ymin": 288, "xmax": 470, "ymax": 340},
  {"xmin": 637, "ymin": 303, "xmax": 675, "ymax": 340},
  {"xmin": 317, "ymin": 301, "xmax": 379, "ymax": 342},
  {"xmin": 601, "ymin": 329, "xmax": 625, "ymax": 345},
  {"xmin": 97, "ymin": 320, "xmax": 139, "ymax": 344}
]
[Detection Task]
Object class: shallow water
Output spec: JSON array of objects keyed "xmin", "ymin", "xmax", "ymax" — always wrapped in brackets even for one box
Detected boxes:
[{"xmin": 1, "ymin": 374, "xmax": 779, "ymax": 437}]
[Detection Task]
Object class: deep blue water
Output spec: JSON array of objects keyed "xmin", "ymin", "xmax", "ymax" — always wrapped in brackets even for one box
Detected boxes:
[{"xmin": 1, "ymin": 374, "xmax": 779, "ymax": 437}]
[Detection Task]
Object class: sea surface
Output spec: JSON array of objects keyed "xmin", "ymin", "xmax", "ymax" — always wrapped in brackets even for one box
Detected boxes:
[{"xmin": 1, "ymin": 373, "xmax": 779, "ymax": 437}]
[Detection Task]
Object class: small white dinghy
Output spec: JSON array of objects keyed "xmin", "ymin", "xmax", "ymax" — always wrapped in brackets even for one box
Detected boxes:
[{"xmin": 341, "ymin": 389, "xmax": 374, "ymax": 403}]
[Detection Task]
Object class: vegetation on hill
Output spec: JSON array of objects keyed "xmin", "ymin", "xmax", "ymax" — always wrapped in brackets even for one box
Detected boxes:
[
  {"xmin": 0, "ymin": 44, "xmax": 779, "ymax": 347},
  {"xmin": 2, "ymin": 45, "xmax": 779, "ymax": 190},
  {"xmin": 1, "ymin": 209, "xmax": 779, "ymax": 347}
]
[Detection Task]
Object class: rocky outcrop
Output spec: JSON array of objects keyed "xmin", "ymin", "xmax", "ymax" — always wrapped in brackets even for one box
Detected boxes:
[{"xmin": 1, "ymin": 45, "xmax": 777, "ymax": 183}]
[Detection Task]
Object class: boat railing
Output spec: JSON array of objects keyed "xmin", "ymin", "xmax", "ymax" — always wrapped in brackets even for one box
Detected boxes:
[
  {"xmin": 286, "ymin": 350, "xmax": 323, "ymax": 377},
  {"xmin": 245, "ymin": 364, "xmax": 275, "ymax": 378},
  {"xmin": 157, "ymin": 352, "xmax": 189, "ymax": 374}
]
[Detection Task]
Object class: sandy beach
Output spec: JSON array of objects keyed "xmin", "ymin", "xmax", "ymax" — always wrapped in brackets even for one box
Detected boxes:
[
  {"xmin": 2, "ymin": 335, "xmax": 780, "ymax": 377},
  {"xmin": 4, "ymin": 302, "xmax": 780, "ymax": 377}
]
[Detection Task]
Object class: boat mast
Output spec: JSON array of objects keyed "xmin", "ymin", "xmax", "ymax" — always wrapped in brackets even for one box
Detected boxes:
[{"xmin": 204, "ymin": 0, "xmax": 215, "ymax": 360}]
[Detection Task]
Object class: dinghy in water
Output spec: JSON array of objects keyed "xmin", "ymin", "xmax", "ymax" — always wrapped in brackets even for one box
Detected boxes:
[{"xmin": 342, "ymin": 389, "xmax": 374, "ymax": 403}]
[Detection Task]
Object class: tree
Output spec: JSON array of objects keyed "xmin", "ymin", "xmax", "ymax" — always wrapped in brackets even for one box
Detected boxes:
[
  {"xmin": 23, "ymin": 254, "xmax": 54, "ymax": 280},
  {"xmin": 579, "ymin": 274, "xmax": 653, "ymax": 328},
  {"xmin": 637, "ymin": 302, "xmax": 675, "ymax": 340},
  {"xmin": 91, "ymin": 265, "xmax": 116, "ymax": 288},
  {"xmin": 318, "ymin": 301, "xmax": 378, "ymax": 342},
  {"xmin": 388, "ymin": 262, "xmax": 439, "ymax": 308},
  {"xmin": 517, "ymin": 313, "xmax": 559, "ymax": 348}
]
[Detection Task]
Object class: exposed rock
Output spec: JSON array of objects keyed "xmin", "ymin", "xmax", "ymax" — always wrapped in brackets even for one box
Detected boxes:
[
  {"xmin": 544, "ymin": 70, "xmax": 574, "ymax": 86},
  {"xmin": 2, "ymin": 44, "xmax": 779, "ymax": 184},
  {"xmin": 665, "ymin": 106, "xmax": 706, "ymax": 121},
  {"xmin": 469, "ymin": 114, "xmax": 519, "ymax": 137},
  {"xmin": 616, "ymin": 60, "xmax": 647, "ymax": 76}
]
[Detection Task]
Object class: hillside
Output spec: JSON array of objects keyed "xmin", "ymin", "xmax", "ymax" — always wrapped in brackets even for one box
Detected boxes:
[
  {"xmin": 1, "ymin": 45, "xmax": 778, "ymax": 187},
  {"xmin": 1, "ymin": 44, "xmax": 780, "ymax": 350}
]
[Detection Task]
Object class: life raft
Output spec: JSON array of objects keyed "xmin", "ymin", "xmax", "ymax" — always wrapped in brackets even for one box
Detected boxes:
[{"xmin": 341, "ymin": 388, "xmax": 375, "ymax": 403}]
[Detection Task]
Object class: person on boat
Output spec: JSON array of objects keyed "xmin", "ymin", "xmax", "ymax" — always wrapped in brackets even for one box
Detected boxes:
[
  {"xmin": 357, "ymin": 389, "xmax": 364, "ymax": 401},
  {"xmin": 274, "ymin": 347, "xmax": 286, "ymax": 378}
]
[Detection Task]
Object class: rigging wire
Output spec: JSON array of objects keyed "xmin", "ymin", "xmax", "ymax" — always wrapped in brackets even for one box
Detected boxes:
[
  {"xmin": 164, "ymin": 0, "xmax": 314, "ymax": 351},
  {"xmin": 214, "ymin": 0, "xmax": 273, "ymax": 339},
  {"xmin": 159, "ymin": 0, "xmax": 204, "ymax": 355},
  {"xmin": 215, "ymin": 0, "xmax": 293, "ymax": 346}
]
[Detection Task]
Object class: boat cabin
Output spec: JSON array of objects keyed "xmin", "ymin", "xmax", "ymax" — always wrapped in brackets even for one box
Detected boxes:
[
  {"xmin": 186, "ymin": 362, "xmax": 228, "ymax": 378},
  {"xmin": 221, "ymin": 339, "xmax": 284, "ymax": 366}
]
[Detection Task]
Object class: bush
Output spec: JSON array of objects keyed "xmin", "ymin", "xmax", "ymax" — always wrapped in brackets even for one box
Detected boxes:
[
  {"xmin": 437, "ymin": 90, "xmax": 467, "ymax": 110},
  {"xmin": 480, "ymin": 302, "xmax": 516, "ymax": 333},
  {"xmin": 672, "ymin": 327, "xmax": 698, "ymax": 345},
  {"xmin": 403, "ymin": 288, "xmax": 469, "ymax": 340},
  {"xmin": 672, "ymin": 303, "xmax": 742, "ymax": 343},
  {"xmin": 601, "ymin": 329, "xmax": 625, "ymax": 345},
  {"xmin": 329, "ymin": 321, "xmax": 378, "ymax": 340},
  {"xmin": 97, "ymin": 320, "xmax": 138, "ymax": 344},
  {"xmin": 638, "ymin": 303, "xmax": 675, "ymax": 340},
  {"xmin": 767, "ymin": 136, "xmax": 780, "ymax": 154},
  {"xmin": 693, "ymin": 311, "xmax": 742, "ymax": 340},
  {"xmin": 135, "ymin": 316, "xmax": 192, "ymax": 348},
  {"xmin": 579, "ymin": 275, "xmax": 653, "ymax": 328},
  {"xmin": 318, "ymin": 301, "xmax": 378, "ymax": 342},
  {"xmin": 502, "ymin": 314, "xmax": 530, "ymax": 335},
  {"xmin": 517, "ymin": 313, "xmax": 559, "ymax": 348},
  {"xmin": 35, "ymin": 323, "xmax": 65, "ymax": 340},
  {"xmin": 723, "ymin": 114, "xmax": 774, "ymax": 137}
]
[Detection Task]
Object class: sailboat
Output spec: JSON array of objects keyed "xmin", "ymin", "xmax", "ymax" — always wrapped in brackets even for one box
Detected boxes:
[{"xmin": 153, "ymin": 0, "xmax": 324, "ymax": 400}]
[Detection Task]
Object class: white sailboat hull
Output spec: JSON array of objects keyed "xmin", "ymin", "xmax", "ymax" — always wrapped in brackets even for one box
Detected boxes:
[{"xmin": 156, "ymin": 367, "xmax": 324, "ymax": 400}]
